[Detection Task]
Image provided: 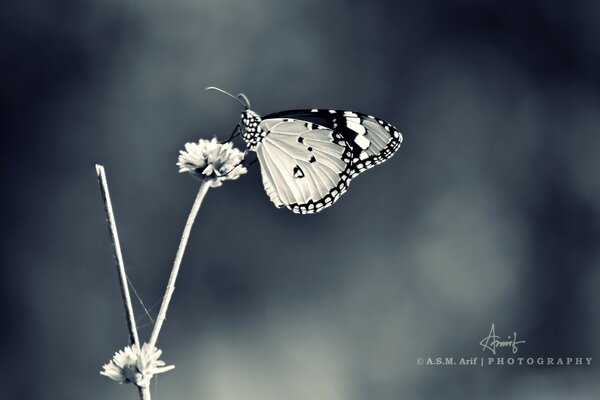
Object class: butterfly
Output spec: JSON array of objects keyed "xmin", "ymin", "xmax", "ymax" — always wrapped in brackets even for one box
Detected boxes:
[{"xmin": 207, "ymin": 87, "xmax": 403, "ymax": 214}]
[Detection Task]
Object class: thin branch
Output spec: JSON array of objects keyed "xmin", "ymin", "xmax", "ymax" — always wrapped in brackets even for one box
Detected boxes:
[
  {"xmin": 148, "ymin": 180, "xmax": 212, "ymax": 347},
  {"xmin": 96, "ymin": 164, "xmax": 140, "ymax": 347}
]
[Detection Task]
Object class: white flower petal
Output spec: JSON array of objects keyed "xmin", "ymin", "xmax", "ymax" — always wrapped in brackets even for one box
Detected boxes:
[
  {"xmin": 100, "ymin": 343, "xmax": 175, "ymax": 387},
  {"xmin": 177, "ymin": 138, "xmax": 247, "ymax": 185}
]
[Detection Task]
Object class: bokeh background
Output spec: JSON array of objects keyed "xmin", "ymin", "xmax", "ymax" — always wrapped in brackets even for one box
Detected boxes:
[{"xmin": 2, "ymin": 0, "xmax": 599, "ymax": 399}]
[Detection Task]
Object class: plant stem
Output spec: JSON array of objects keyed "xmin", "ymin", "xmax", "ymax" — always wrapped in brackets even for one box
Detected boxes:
[
  {"xmin": 96, "ymin": 164, "xmax": 140, "ymax": 347},
  {"xmin": 138, "ymin": 386, "xmax": 151, "ymax": 400},
  {"xmin": 148, "ymin": 180, "xmax": 212, "ymax": 348}
]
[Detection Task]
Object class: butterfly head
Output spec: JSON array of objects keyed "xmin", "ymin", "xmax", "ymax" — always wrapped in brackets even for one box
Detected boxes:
[
  {"xmin": 240, "ymin": 109, "xmax": 265, "ymax": 150},
  {"xmin": 204, "ymin": 87, "xmax": 265, "ymax": 151}
]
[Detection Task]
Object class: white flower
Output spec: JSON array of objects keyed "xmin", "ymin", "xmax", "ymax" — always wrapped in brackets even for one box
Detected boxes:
[
  {"xmin": 100, "ymin": 343, "xmax": 175, "ymax": 388},
  {"xmin": 177, "ymin": 138, "xmax": 247, "ymax": 187}
]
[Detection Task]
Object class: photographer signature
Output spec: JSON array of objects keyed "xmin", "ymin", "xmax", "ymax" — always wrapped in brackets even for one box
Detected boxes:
[{"xmin": 480, "ymin": 323, "xmax": 525, "ymax": 355}]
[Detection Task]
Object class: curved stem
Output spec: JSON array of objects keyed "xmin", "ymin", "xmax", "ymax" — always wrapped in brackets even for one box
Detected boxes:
[{"xmin": 148, "ymin": 180, "xmax": 212, "ymax": 348}]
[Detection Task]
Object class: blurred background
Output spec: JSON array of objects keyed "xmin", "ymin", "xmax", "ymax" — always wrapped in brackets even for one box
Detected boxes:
[{"xmin": 1, "ymin": 0, "xmax": 599, "ymax": 399}]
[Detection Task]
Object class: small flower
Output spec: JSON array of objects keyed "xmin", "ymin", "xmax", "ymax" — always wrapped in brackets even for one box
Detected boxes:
[
  {"xmin": 177, "ymin": 138, "xmax": 247, "ymax": 187},
  {"xmin": 100, "ymin": 343, "xmax": 175, "ymax": 388}
]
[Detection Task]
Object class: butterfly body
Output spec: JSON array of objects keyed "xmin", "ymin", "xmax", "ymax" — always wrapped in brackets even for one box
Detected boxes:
[
  {"xmin": 239, "ymin": 108, "xmax": 403, "ymax": 214},
  {"xmin": 240, "ymin": 109, "xmax": 265, "ymax": 150}
]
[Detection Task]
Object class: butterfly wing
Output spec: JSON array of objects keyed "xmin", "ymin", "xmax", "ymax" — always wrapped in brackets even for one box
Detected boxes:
[
  {"xmin": 262, "ymin": 109, "xmax": 403, "ymax": 175},
  {"xmin": 255, "ymin": 118, "xmax": 355, "ymax": 214}
]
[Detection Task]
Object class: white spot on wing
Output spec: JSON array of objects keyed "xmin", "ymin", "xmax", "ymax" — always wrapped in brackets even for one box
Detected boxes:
[
  {"xmin": 347, "ymin": 121, "xmax": 366, "ymax": 135},
  {"xmin": 354, "ymin": 135, "xmax": 370, "ymax": 150}
]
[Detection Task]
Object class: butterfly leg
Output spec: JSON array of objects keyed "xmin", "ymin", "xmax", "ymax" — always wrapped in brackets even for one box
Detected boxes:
[
  {"xmin": 221, "ymin": 150, "xmax": 258, "ymax": 178},
  {"xmin": 221, "ymin": 149, "xmax": 251, "ymax": 178},
  {"xmin": 245, "ymin": 157, "xmax": 258, "ymax": 167},
  {"xmin": 236, "ymin": 150, "xmax": 258, "ymax": 169},
  {"xmin": 222, "ymin": 124, "xmax": 241, "ymax": 144}
]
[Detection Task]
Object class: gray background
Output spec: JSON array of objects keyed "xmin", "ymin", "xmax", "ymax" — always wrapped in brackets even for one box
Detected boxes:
[{"xmin": 2, "ymin": 0, "xmax": 599, "ymax": 399}]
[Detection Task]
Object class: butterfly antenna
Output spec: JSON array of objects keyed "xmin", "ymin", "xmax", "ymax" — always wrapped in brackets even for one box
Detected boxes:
[
  {"xmin": 246, "ymin": 157, "xmax": 258, "ymax": 167},
  {"xmin": 206, "ymin": 86, "xmax": 248, "ymax": 109},
  {"xmin": 237, "ymin": 93, "xmax": 251, "ymax": 109}
]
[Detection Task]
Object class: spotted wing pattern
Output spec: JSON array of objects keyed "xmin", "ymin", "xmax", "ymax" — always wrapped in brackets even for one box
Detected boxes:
[
  {"xmin": 255, "ymin": 118, "xmax": 355, "ymax": 214},
  {"xmin": 261, "ymin": 109, "xmax": 403, "ymax": 175}
]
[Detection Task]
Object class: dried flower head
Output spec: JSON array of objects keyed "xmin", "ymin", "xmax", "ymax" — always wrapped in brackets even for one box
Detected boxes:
[
  {"xmin": 177, "ymin": 138, "xmax": 247, "ymax": 187},
  {"xmin": 100, "ymin": 343, "xmax": 175, "ymax": 388}
]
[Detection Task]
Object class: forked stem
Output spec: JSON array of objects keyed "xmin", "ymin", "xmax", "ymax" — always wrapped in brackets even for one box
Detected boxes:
[
  {"xmin": 148, "ymin": 180, "xmax": 212, "ymax": 348},
  {"xmin": 97, "ymin": 164, "xmax": 148, "ymax": 398}
]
